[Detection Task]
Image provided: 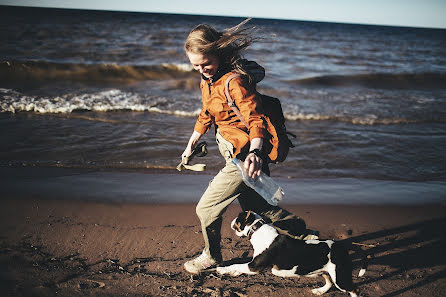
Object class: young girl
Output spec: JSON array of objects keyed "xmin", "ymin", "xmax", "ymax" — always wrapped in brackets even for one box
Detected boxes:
[{"xmin": 182, "ymin": 20, "xmax": 313, "ymax": 274}]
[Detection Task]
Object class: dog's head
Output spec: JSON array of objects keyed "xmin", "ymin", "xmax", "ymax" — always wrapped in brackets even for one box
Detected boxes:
[{"xmin": 230, "ymin": 211, "xmax": 263, "ymax": 237}]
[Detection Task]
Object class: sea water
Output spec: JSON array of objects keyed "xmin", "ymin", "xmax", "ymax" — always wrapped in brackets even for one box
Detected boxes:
[{"xmin": 1, "ymin": 6, "xmax": 445, "ymax": 203}]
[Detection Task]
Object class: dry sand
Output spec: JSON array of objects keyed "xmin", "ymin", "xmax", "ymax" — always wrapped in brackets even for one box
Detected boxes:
[{"xmin": 1, "ymin": 198, "xmax": 445, "ymax": 297}]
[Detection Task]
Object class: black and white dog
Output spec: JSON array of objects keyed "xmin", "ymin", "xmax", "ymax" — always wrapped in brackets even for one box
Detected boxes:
[{"xmin": 216, "ymin": 211, "xmax": 366, "ymax": 297}]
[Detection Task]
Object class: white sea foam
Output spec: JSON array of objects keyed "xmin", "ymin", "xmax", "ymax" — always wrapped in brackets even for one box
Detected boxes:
[
  {"xmin": 0, "ymin": 88, "xmax": 200, "ymax": 117},
  {"xmin": 285, "ymin": 111, "xmax": 414, "ymax": 125},
  {"xmin": 286, "ymin": 112, "xmax": 332, "ymax": 122},
  {"xmin": 0, "ymin": 88, "xmax": 433, "ymax": 124},
  {"xmin": 161, "ymin": 63, "xmax": 193, "ymax": 72}
]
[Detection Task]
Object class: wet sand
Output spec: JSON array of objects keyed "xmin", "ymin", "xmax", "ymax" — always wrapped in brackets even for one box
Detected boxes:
[{"xmin": 1, "ymin": 197, "xmax": 445, "ymax": 296}]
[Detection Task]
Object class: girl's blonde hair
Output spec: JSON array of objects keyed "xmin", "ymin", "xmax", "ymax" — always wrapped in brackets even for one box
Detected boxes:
[{"xmin": 184, "ymin": 19, "xmax": 257, "ymax": 83}]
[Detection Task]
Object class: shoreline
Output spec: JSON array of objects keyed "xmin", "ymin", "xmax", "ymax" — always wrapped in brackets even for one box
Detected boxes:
[
  {"xmin": 1, "ymin": 197, "xmax": 445, "ymax": 296},
  {"xmin": 1, "ymin": 166, "xmax": 445, "ymax": 205}
]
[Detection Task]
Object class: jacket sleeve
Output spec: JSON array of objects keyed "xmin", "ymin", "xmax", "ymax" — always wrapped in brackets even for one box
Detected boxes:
[
  {"xmin": 194, "ymin": 80, "xmax": 213, "ymax": 134},
  {"xmin": 194, "ymin": 107, "xmax": 213, "ymax": 135},
  {"xmin": 228, "ymin": 77, "xmax": 266, "ymax": 140}
]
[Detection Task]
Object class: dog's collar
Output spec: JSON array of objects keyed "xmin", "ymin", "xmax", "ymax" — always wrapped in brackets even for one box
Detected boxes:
[{"xmin": 247, "ymin": 219, "xmax": 265, "ymax": 239}]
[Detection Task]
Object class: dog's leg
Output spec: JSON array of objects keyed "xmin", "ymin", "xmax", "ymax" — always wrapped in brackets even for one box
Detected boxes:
[
  {"xmin": 271, "ymin": 266, "xmax": 299, "ymax": 278},
  {"xmin": 326, "ymin": 263, "xmax": 359, "ymax": 297},
  {"xmin": 216, "ymin": 263, "xmax": 257, "ymax": 276},
  {"xmin": 311, "ymin": 274, "xmax": 333, "ymax": 296}
]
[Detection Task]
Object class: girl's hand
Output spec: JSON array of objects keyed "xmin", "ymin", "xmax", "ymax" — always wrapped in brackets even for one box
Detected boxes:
[
  {"xmin": 244, "ymin": 152, "xmax": 263, "ymax": 178},
  {"xmin": 181, "ymin": 146, "xmax": 194, "ymax": 164},
  {"xmin": 182, "ymin": 131, "xmax": 202, "ymax": 164}
]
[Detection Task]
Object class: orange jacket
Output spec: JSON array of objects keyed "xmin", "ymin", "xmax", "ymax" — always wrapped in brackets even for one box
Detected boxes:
[{"xmin": 194, "ymin": 71, "xmax": 267, "ymax": 157}]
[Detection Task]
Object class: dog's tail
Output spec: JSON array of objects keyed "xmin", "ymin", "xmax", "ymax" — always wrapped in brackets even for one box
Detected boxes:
[
  {"xmin": 358, "ymin": 264, "xmax": 367, "ymax": 277},
  {"xmin": 351, "ymin": 242, "xmax": 374, "ymax": 277},
  {"xmin": 357, "ymin": 254, "xmax": 374, "ymax": 277}
]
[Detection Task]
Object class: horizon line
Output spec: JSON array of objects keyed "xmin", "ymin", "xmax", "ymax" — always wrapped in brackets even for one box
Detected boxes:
[{"xmin": 2, "ymin": 4, "xmax": 446, "ymax": 30}]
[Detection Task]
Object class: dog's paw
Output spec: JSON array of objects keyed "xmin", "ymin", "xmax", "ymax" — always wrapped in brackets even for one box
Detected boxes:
[
  {"xmin": 229, "ymin": 270, "xmax": 243, "ymax": 276},
  {"xmin": 311, "ymin": 287, "xmax": 327, "ymax": 296},
  {"xmin": 216, "ymin": 266, "xmax": 228, "ymax": 275},
  {"xmin": 216, "ymin": 266, "xmax": 242, "ymax": 276}
]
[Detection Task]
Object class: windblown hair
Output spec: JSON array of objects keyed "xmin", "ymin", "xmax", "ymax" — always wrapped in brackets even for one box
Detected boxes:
[{"xmin": 184, "ymin": 19, "xmax": 257, "ymax": 83}]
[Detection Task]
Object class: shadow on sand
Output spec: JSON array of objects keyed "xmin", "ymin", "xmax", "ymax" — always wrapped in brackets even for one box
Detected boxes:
[{"xmin": 344, "ymin": 217, "xmax": 446, "ymax": 296}]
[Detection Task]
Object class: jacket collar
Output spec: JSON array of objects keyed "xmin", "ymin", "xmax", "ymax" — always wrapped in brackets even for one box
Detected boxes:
[{"xmin": 202, "ymin": 64, "xmax": 232, "ymax": 85}]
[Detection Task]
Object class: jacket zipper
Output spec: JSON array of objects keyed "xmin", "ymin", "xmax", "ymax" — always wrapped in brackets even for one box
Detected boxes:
[{"xmin": 207, "ymin": 78, "xmax": 213, "ymax": 96}]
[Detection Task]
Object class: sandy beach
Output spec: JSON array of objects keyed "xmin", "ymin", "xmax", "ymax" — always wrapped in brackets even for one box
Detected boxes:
[{"xmin": 1, "ymin": 196, "xmax": 445, "ymax": 297}]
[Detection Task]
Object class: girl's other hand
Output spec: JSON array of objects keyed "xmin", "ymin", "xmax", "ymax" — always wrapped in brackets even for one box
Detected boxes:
[{"xmin": 244, "ymin": 153, "xmax": 262, "ymax": 178}]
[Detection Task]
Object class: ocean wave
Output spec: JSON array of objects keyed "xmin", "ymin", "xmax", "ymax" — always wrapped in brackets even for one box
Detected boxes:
[
  {"xmin": 0, "ymin": 60, "xmax": 195, "ymax": 84},
  {"xmin": 0, "ymin": 88, "xmax": 201, "ymax": 117},
  {"xmin": 1, "ymin": 88, "xmax": 443, "ymax": 125},
  {"xmin": 288, "ymin": 72, "xmax": 446, "ymax": 90},
  {"xmin": 284, "ymin": 112, "xmax": 445, "ymax": 125}
]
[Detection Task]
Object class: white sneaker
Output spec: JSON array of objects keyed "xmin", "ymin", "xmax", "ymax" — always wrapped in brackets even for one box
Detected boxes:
[{"xmin": 184, "ymin": 250, "xmax": 219, "ymax": 274}]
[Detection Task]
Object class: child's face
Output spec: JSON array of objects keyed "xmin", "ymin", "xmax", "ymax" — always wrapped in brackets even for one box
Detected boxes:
[{"xmin": 186, "ymin": 52, "xmax": 219, "ymax": 79}]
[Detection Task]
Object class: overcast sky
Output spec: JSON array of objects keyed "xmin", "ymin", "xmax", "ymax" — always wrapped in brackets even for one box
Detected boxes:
[{"xmin": 1, "ymin": 0, "xmax": 445, "ymax": 29}]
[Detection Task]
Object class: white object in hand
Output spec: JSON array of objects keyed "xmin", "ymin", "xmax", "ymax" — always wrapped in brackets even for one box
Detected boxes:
[{"xmin": 232, "ymin": 158, "xmax": 284, "ymax": 206}]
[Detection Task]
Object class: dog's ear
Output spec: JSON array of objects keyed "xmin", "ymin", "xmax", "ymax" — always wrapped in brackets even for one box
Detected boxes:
[{"xmin": 236, "ymin": 211, "xmax": 247, "ymax": 229}]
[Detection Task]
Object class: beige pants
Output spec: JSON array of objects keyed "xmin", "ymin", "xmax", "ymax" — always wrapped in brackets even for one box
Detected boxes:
[{"xmin": 196, "ymin": 132, "xmax": 307, "ymax": 261}]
